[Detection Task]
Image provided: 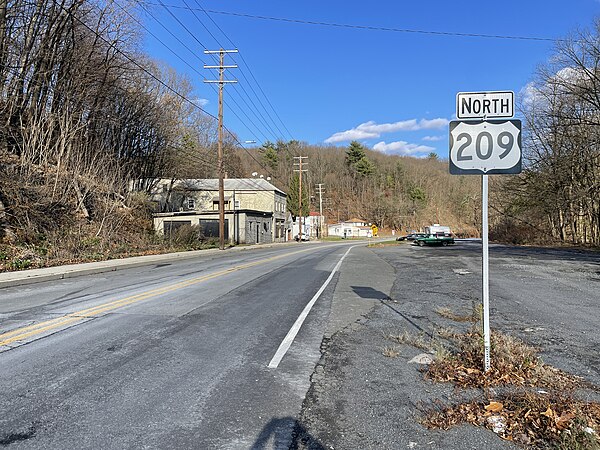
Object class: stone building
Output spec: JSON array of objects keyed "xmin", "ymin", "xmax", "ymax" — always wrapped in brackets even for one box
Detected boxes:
[{"xmin": 150, "ymin": 178, "xmax": 288, "ymax": 245}]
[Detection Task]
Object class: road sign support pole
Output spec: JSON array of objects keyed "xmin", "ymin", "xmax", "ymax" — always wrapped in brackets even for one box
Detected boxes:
[{"xmin": 482, "ymin": 174, "xmax": 491, "ymax": 372}]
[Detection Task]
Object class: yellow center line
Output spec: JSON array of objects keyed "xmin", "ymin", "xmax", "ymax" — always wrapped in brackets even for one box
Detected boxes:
[{"xmin": 0, "ymin": 246, "xmax": 320, "ymax": 347}]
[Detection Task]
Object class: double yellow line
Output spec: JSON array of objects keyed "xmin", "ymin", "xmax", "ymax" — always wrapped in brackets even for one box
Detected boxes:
[{"xmin": 0, "ymin": 247, "xmax": 314, "ymax": 348}]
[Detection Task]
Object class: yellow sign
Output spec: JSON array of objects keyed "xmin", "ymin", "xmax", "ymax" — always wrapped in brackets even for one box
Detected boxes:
[{"xmin": 371, "ymin": 224, "xmax": 378, "ymax": 237}]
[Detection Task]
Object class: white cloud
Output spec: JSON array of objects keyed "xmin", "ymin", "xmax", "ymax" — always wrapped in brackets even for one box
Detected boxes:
[
  {"xmin": 418, "ymin": 118, "xmax": 450, "ymax": 129},
  {"xmin": 422, "ymin": 135, "xmax": 444, "ymax": 142},
  {"xmin": 194, "ymin": 97, "xmax": 210, "ymax": 107},
  {"xmin": 324, "ymin": 118, "xmax": 449, "ymax": 144},
  {"xmin": 520, "ymin": 66, "xmax": 591, "ymax": 107},
  {"xmin": 323, "ymin": 128, "xmax": 380, "ymax": 143},
  {"xmin": 519, "ymin": 81, "xmax": 541, "ymax": 106},
  {"xmin": 373, "ymin": 140, "xmax": 435, "ymax": 156}
]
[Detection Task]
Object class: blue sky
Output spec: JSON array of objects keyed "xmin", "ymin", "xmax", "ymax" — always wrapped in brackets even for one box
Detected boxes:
[{"xmin": 140, "ymin": 1, "xmax": 600, "ymax": 157}]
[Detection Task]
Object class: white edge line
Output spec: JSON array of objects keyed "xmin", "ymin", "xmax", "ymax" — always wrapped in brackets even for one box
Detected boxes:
[{"xmin": 267, "ymin": 245, "xmax": 358, "ymax": 369}]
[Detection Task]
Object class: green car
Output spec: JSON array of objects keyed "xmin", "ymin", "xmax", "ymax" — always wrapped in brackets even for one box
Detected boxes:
[{"xmin": 413, "ymin": 234, "xmax": 454, "ymax": 247}]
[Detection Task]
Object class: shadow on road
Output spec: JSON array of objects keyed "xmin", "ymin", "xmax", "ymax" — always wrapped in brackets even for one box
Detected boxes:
[
  {"xmin": 251, "ymin": 417, "xmax": 325, "ymax": 450},
  {"xmin": 351, "ymin": 285, "xmax": 434, "ymax": 338},
  {"xmin": 350, "ymin": 285, "xmax": 389, "ymax": 301}
]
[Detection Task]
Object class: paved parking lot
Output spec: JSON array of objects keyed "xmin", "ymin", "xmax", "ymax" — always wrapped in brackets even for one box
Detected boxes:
[{"xmin": 297, "ymin": 241, "xmax": 600, "ymax": 449}]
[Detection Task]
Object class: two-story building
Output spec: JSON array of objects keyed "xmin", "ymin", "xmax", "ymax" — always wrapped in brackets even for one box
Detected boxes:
[{"xmin": 150, "ymin": 178, "xmax": 288, "ymax": 245}]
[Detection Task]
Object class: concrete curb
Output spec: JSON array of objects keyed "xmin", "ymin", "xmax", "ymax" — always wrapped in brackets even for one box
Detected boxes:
[{"xmin": 0, "ymin": 240, "xmax": 323, "ymax": 289}]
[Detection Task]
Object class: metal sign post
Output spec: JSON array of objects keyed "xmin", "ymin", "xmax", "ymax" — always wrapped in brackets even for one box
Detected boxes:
[
  {"xmin": 482, "ymin": 174, "xmax": 491, "ymax": 371},
  {"xmin": 449, "ymin": 91, "xmax": 521, "ymax": 372}
]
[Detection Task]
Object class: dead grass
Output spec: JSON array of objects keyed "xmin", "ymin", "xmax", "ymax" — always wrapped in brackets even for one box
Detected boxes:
[
  {"xmin": 426, "ymin": 329, "xmax": 583, "ymax": 390},
  {"xmin": 387, "ymin": 331, "xmax": 431, "ymax": 351},
  {"xmin": 382, "ymin": 346, "xmax": 400, "ymax": 358},
  {"xmin": 435, "ymin": 306, "xmax": 477, "ymax": 323},
  {"xmin": 422, "ymin": 392, "xmax": 600, "ymax": 449},
  {"xmin": 367, "ymin": 240, "xmax": 400, "ymax": 248},
  {"xmin": 419, "ymin": 327, "xmax": 600, "ymax": 448}
]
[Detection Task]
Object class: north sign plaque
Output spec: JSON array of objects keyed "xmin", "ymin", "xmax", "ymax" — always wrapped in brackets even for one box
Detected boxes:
[{"xmin": 456, "ymin": 91, "xmax": 514, "ymax": 119}]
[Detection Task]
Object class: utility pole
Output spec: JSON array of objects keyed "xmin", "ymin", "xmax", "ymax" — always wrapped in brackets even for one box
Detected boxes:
[
  {"xmin": 204, "ymin": 49, "xmax": 238, "ymax": 250},
  {"xmin": 293, "ymin": 156, "xmax": 308, "ymax": 241},
  {"xmin": 316, "ymin": 183, "xmax": 324, "ymax": 238}
]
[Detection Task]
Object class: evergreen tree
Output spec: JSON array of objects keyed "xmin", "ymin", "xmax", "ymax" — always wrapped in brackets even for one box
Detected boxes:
[
  {"xmin": 345, "ymin": 141, "xmax": 374, "ymax": 177},
  {"xmin": 345, "ymin": 141, "xmax": 366, "ymax": 167},
  {"xmin": 259, "ymin": 141, "xmax": 278, "ymax": 171},
  {"xmin": 354, "ymin": 157, "xmax": 375, "ymax": 177}
]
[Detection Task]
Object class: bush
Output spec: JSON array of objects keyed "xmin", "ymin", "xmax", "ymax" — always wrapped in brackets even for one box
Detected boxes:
[{"xmin": 170, "ymin": 225, "xmax": 206, "ymax": 249}]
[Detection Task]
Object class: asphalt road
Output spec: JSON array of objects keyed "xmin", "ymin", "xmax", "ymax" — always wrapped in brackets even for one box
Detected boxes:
[
  {"xmin": 2, "ymin": 240, "xmax": 598, "ymax": 449},
  {"xmin": 0, "ymin": 242, "xmax": 356, "ymax": 449}
]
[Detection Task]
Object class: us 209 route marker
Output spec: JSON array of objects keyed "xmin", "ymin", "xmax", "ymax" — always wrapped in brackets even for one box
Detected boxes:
[{"xmin": 449, "ymin": 91, "xmax": 522, "ymax": 372}]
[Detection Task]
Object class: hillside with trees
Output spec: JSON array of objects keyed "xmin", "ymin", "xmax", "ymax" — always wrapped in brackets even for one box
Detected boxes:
[
  {"xmin": 492, "ymin": 21, "xmax": 600, "ymax": 246},
  {"xmin": 0, "ymin": 0, "xmax": 221, "ymax": 269},
  {"xmin": 0, "ymin": 6, "xmax": 598, "ymax": 271},
  {"xmin": 240, "ymin": 140, "xmax": 481, "ymax": 236}
]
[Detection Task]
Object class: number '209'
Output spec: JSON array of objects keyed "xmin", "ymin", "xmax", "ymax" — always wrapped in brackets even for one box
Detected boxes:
[{"xmin": 456, "ymin": 131, "xmax": 514, "ymax": 161}]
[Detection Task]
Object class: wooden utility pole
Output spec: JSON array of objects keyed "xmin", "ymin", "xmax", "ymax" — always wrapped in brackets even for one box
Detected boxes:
[
  {"xmin": 293, "ymin": 156, "xmax": 308, "ymax": 240},
  {"xmin": 204, "ymin": 49, "xmax": 238, "ymax": 250},
  {"xmin": 316, "ymin": 183, "xmax": 324, "ymax": 238}
]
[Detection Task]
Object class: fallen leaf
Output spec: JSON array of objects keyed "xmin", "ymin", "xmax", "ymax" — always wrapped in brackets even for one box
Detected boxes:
[
  {"xmin": 485, "ymin": 401, "xmax": 504, "ymax": 412},
  {"xmin": 541, "ymin": 407, "xmax": 555, "ymax": 419},
  {"xmin": 555, "ymin": 412, "xmax": 575, "ymax": 430},
  {"xmin": 465, "ymin": 367, "xmax": 480, "ymax": 374}
]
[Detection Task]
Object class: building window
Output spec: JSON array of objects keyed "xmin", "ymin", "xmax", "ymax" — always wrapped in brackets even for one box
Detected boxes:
[
  {"xmin": 186, "ymin": 198, "xmax": 195, "ymax": 209},
  {"xmin": 234, "ymin": 200, "xmax": 240, "ymax": 209},
  {"xmin": 212, "ymin": 200, "xmax": 231, "ymax": 210}
]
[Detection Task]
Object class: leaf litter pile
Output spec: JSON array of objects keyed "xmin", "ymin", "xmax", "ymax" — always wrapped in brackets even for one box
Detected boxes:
[{"xmin": 416, "ymin": 328, "xmax": 600, "ymax": 448}]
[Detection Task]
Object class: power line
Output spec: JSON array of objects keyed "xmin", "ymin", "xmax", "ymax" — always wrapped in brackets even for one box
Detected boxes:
[
  {"xmin": 147, "ymin": 0, "xmax": 282, "ymax": 142},
  {"xmin": 182, "ymin": 0, "xmax": 291, "ymax": 140},
  {"xmin": 166, "ymin": 0, "xmax": 296, "ymax": 141},
  {"xmin": 171, "ymin": 2, "xmax": 299, "ymax": 161},
  {"xmin": 146, "ymin": 3, "xmax": 560, "ymax": 43},
  {"xmin": 159, "ymin": 0, "xmax": 286, "ymax": 141}
]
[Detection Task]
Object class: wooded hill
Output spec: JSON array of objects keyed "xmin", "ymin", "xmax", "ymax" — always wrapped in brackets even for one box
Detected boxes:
[
  {"xmin": 0, "ymin": 3, "xmax": 598, "ymax": 271},
  {"xmin": 237, "ymin": 141, "xmax": 481, "ymax": 236}
]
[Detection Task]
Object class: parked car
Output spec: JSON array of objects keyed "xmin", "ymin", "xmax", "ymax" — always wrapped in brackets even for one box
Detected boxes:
[
  {"xmin": 412, "ymin": 233, "xmax": 454, "ymax": 246},
  {"xmin": 396, "ymin": 232, "xmax": 427, "ymax": 241},
  {"xmin": 295, "ymin": 234, "xmax": 310, "ymax": 242}
]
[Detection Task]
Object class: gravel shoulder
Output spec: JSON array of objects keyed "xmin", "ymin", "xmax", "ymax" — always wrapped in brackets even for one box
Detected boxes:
[{"xmin": 295, "ymin": 242, "xmax": 600, "ymax": 449}]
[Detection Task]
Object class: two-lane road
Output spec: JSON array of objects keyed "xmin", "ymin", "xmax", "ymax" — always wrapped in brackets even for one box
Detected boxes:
[{"xmin": 0, "ymin": 242, "xmax": 357, "ymax": 449}]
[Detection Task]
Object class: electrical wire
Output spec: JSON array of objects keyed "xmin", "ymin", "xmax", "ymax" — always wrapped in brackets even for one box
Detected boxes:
[
  {"xmin": 154, "ymin": 0, "xmax": 277, "ymax": 140},
  {"xmin": 148, "ymin": 0, "xmax": 293, "ymax": 142},
  {"xmin": 117, "ymin": 0, "xmax": 270, "ymax": 143},
  {"xmin": 168, "ymin": 3, "xmax": 299, "ymax": 162},
  {"xmin": 148, "ymin": 4, "xmax": 560, "ymax": 43},
  {"xmin": 192, "ymin": 0, "xmax": 294, "ymax": 141}
]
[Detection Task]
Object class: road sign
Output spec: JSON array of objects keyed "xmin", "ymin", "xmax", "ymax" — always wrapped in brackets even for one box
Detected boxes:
[
  {"xmin": 456, "ymin": 91, "xmax": 514, "ymax": 119},
  {"xmin": 449, "ymin": 119, "xmax": 522, "ymax": 175},
  {"xmin": 449, "ymin": 96, "xmax": 521, "ymax": 372}
]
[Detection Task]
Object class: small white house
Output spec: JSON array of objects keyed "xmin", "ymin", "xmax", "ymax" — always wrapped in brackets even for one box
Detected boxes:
[{"xmin": 327, "ymin": 218, "xmax": 372, "ymax": 238}]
